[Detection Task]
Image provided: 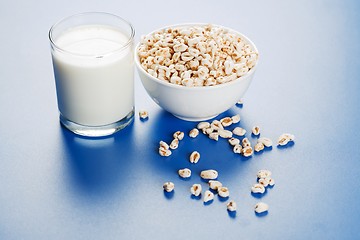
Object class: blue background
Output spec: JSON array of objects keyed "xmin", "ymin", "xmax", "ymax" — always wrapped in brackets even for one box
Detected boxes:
[{"xmin": 1, "ymin": 0, "xmax": 360, "ymax": 239}]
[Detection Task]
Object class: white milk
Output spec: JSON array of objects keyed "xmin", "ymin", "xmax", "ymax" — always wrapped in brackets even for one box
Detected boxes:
[{"xmin": 52, "ymin": 25, "xmax": 133, "ymax": 126}]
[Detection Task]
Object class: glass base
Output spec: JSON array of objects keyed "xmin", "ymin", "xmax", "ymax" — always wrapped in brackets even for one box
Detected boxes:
[{"xmin": 60, "ymin": 109, "xmax": 134, "ymax": 137}]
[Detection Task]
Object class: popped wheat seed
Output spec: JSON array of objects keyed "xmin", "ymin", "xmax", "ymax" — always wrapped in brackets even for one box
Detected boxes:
[
  {"xmin": 251, "ymin": 183, "xmax": 265, "ymax": 194},
  {"xmin": 189, "ymin": 128, "xmax": 199, "ymax": 138},
  {"xmin": 252, "ymin": 126, "xmax": 260, "ymax": 136},
  {"xmin": 236, "ymin": 99, "xmax": 244, "ymax": 105},
  {"xmin": 159, "ymin": 147, "xmax": 172, "ymax": 157},
  {"xmin": 200, "ymin": 169, "xmax": 218, "ymax": 180},
  {"xmin": 205, "ymin": 127, "xmax": 215, "ymax": 135},
  {"xmin": 258, "ymin": 177, "xmax": 271, "ymax": 187},
  {"xmin": 203, "ymin": 190, "xmax": 214, "ymax": 203},
  {"xmin": 209, "ymin": 132, "xmax": 219, "ymax": 141},
  {"xmin": 211, "ymin": 120, "xmax": 223, "ymax": 131},
  {"xmin": 170, "ymin": 138, "xmax": 179, "ymax": 150},
  {"xmin": 218, "ymin": 129, "xmax": 233, "ymax": 138},
  {"xmin": 178, "ymin": 168, "xmax": 191, "ymax": 178},
  {"xmin": 159, "ymin": 141, "xmax": 169, "ymax": 150},
  {"xmin": 197, "ymin": 122, "xmax": 210, "ymax": 130},
  {"xmin": 139, "ymin": 110, "xmax": 149, "ymax": 119},
  {"xmin": 190, "ymin": 184, "xmax": 202, "ymax": 196},
  {"xmin": 242, "ymin": 146, "xmax": 253, "ymax": 157},
  {"xmin": 218, "ymin": 187, "xmax": 230, "ymax": 198},
  {"xmin": 173, "ymin": 131, "xmax": 184, "ymax": 140},
  {"xmin": 268, "ymin": 178, "xmax": 275, "ymax": 186},
  {"xmin": 208, "ymin": 180, "xmax": 223, "ymax": 190},
  {"xmin": 227, "ymin": 200, "xmax": 237, "ymax": 211},
  {"xmin": 228, "ymin": 137, "xmax": 240, "ymax": 146},
  {"xmin": 242, "ymin": 137, "xmax": 251, "ymax": 148},
  {"xmin": 254, "ymin": 202, "xmax": 269, "ymax": 213},
  {"xmin": 233, "ymin": 127, "xmax": 246, "ymax": 136},
  {"xmin": 258, "ymin": 137, "xmax": 273, "ymax": 147},
  {"xmin": 231, "ymin": 114, "xmax": 240, "ymax": 124},
  {"xmin": 278, "ymin": 133, "xmax": 295, "ymax": 146},
  {"xmin": 257, "ymin": 170, "xmax": 272, "ymax": 179},
  {"xmin": 233, "ymin": 144, "xmax": 242, "ymax": 154},
  {"xmin": 254, "ymin": 142, "xmax": 264, "ymax": 152},
  {"xmin": 163, "ymin": 182, "xmax": 175, "ymax": 192},
  {"xmin": 220, "ymin": 117, "xmax": 233, "ymax": 127},
  {"xmin": 189, "ymin": 151, "xmax": 200, "ymax": 164}
]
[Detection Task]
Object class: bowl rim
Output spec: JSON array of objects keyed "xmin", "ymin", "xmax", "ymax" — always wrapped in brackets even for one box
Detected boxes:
[{"xmin": 135, "ymin": 23, "xmax": 259, "ymax": 91}]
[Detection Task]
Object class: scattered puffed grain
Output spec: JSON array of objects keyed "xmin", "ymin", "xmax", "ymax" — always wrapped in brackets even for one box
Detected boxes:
[
  {"xmin": 159, "ymin": 147, "xmax": 172, "ymax": 157},
  {"xmin": 231, "ymin": 114, "xmax": 240, "ymax": 124},
  {"xmin": 163, "ymin": 182, "xmax": 175, "ymax": 192},
  {"xmin": 233, "ymin": 127, "xmax": 246, "ymax": 136},
  {"xmin": 178, "ymin": 168, "xmax": 191, "ymax": 178},
  {"xmin": 190, "ymin": 184, "xmax": 202, "ymax": 196},
  {"xmin": 218, "ymin": 129, "xmax": 233, "ymax": 138},
  {"xmin": 252, "ymin": 126, "xmax": 260, "ymax": 136},
  {"xmin": 254, "ymin": 142, "xmax": 264, "ymax": 152},
  {"xmin": 189, "ymin": 151, "xmax": 200, "ymax": 164},
  {"xmin": 242, "ymin": 146, "xmax": 253, "ymax": 157},
  {"xmin": 220, "ymin": 117, "xmax": 233, "ymax": 127},
  {"xmin": 258, "ymin": 177, "xmax": 271, "ymax": 187},
  {"xmin": 159, "ymin": 141, "xmax": 169, "ymax": 150},
  {"xmin": 254, "ymin": 202, "xmax": 269, "ymax": 213},
  {"xmin": 139, "ymin": 110, "xmax": 149, "ymax": 119},
  {"xmin": 278, "ymin": 133, "xmax": 295, "ymax": 146},
  {"xmin": 208, "ymin": 180, "xmax": 222, "ymax": 190},
  {"xmin": 242, "ymin": 137, "xmax": 251, "ymax": 148},
  {"xmin": 236, "ymin": 99, "xmax": 244, "ymax": 105},
  {"xmin": 200, "ymin": 169, "xmax": 218, "ymax": 180},
  {"xmin": 205, "ymin": 127, "xmax": 215, "ymax": 135},
  {"xmin": 258, "ymin": 137, "xmax": 273, "ymax": 147},
  {"xmin": 173, "ymin": 131, "xmax": 184, "ymax": 140},
  {"xmin": 233, "ymin": 144, "xmax": 242, "ymax": 154},
  {"xmin": 189, "ymin": 128, "xmax": 199, "ymax": 138},
  {"xmin": 211, "ymin": 120, "xmax": 223, "ymax": 130},
  {"xmin": 268, "ymin": 178, "xmax": 275, "ymax": 186},
  {"xmin": 197, "ymin": 122, "xmax": 210, "ymax": 130},
  {"xmin": 251, "ymin": 183, "xmax": 265, "ymax": 194},
  {"xmin": 170, "ymin": 138, "xmax": 179, "ymax": 150},
  {"xmin": 228, "ymin": 137, "xmax": 240, "ymax": 146},
  {"xmin": 204, "ymin": 190, "xmax": 214, "ymax": 203},
  {"xmin": 218, "ymin": 187, "xmax": 230, "ymax": 198},
  {"xmin": 227, "ymin": 200, "xmax": 237, "ymax": 211},
  {"xmin": 208, "ymin": 132, "xmax": 219, "ymax": 141},
  {"xmin": 257, "ymin": 170, "xmax": 272, "ymax": 179}
]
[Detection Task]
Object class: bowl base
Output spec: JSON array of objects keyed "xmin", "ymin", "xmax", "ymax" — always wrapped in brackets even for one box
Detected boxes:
[{"xmin": 172, "ymin": 114, "xmax": 219, "ymax": 122}]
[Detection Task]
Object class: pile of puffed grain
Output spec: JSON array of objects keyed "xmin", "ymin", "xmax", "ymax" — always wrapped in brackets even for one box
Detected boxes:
[{"xmin": 137, "ymin": 24, "xmax": 258, "ymax": 87}]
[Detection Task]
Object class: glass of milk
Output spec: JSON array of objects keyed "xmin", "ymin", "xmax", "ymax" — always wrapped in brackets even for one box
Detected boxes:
[{"xmin": 49, "ymin": 12, "xmax": 135, "ymax": 137}]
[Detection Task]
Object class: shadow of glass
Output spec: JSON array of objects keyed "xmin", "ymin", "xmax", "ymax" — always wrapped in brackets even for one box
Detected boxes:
[{"xmin": 59, "ymin": 122, "xmax": 136, "ymax": 201}]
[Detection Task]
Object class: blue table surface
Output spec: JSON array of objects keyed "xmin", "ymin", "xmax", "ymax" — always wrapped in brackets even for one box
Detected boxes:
[{"xmin": 1, "ymin": 0, "xmax": 360, "ymax": 239}]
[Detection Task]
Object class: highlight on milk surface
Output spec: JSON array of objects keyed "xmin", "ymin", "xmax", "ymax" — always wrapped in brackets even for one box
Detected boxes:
[{"xmin": 49, "ymin": 12, "xmax": 135, "ymax": 137}]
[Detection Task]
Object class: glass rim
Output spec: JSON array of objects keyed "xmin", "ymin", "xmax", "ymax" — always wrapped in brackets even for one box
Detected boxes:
[{"xmin": 49, "ymin": 12, "xmax": 135, "ymax": 57}]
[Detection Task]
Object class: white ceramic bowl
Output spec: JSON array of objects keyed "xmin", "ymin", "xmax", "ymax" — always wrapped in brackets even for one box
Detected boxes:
[{"xmin": 135, "ymin": 24, "xmax": 259, "ymax": 121}]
